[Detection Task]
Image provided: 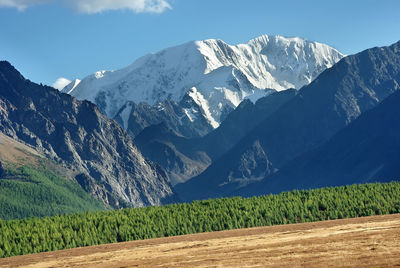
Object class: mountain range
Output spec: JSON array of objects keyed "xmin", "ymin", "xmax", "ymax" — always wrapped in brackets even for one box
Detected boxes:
[
  {"xmin": 176, "ymin": 40, "xmax": 400, "ymax": 201},
  {"xmin": 1, "ymin": 36, "xmax": 400, "ymax": 220},
  {"xmin": 62, "ymin": 35, "xmax": 343, "ymax": 138}
]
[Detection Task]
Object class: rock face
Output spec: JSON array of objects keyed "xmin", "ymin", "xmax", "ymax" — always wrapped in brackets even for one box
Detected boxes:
[
  {"xmin": 0, "ymin": 61, "xmax": 177, "ymax": 208},
  {"xmin": 176, "ymin": 40, "xmax": 400, "ymax": 201},
  {"xmin": 63, "ymin": 35, "xmax": 343, "ymax": 137}
]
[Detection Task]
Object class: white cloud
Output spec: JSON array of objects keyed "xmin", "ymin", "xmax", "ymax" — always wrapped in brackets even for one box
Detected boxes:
[
  {"xmin": 0, "ymin": 0, "xmax": 48, "ymax": 11},
  {"xmin": 52, "ymin": 77, "xmax": 71, "ymax": 91},
  {"xmin": 69, "ymin": 0, "xmax": 171, "ymax": 14},
  {"xmin": 0, "ymin": 0, "xmax": 171, "ymax": 13}
]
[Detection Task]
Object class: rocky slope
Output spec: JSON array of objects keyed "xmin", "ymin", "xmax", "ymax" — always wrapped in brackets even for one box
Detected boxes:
[{"xmin": 0, "ymin": 61, "xmax": 177, "ymax": 208}]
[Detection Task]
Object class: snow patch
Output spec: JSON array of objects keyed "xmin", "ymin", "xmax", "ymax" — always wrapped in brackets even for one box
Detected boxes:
[
  {"xmin": 95, "ymin": 71, "xmax": 107, "ymax": 79},
  {"xmin": 62, "ymin": 79, "xmax": 81, "ymax": 94},
  {"xmin": 183, "ymin": 108, "xmax": 197, "ymax": 123},
  {"xmin": 119, "ymin": 103, "xmax": 133, "ymax": 130},
  {"xmin": 188, "ymin": 87, "xmax": 219, "ymax": 128}
]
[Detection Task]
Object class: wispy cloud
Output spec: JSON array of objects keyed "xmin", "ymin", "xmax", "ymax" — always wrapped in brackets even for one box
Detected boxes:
[{"xmin": 0, "ymin": 0, "xmax": 171, "ymax": 13}]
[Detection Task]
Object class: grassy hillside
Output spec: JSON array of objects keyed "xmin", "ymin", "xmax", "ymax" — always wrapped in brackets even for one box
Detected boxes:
[
  {"xmin": 0, "ymin": 162, "xmax": 105, "ymax": 220},
  {"xmin": 1, "ymin": 181, "xmax": 400, "ymax": 258},
  {"xmin": 0, "ymin": 133, "xmax": 105, "ymax": 220}
]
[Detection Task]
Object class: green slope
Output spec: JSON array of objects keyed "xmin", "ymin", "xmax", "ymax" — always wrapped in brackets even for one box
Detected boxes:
[{"xmin": 0, "ymin": 162, "xmax": 105, "ymax": 220}]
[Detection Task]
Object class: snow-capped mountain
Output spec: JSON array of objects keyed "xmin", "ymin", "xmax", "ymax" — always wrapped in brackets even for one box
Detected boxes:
[
  {"xmin": 62, "ymin": 35, "xmax": 344, "ymax": 133},
  {"xmin": 62, "ymin": 78, "xmax": 81, "ymax": 94}
]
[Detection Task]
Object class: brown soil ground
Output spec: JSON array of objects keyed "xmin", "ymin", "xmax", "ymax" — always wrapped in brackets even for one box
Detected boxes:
[{"xmin": 1, "ymin": 214, "xmax": 400, "ymax": 267}]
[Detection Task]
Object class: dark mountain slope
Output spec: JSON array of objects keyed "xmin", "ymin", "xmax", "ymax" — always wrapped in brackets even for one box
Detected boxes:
[
  {"xmin": 0, "ymin": 61, "xmax": 176, "ymax": 208},
  {"xmin": 134, "ymin": 89, "xmax": 296, "ymax": 185},
  {"xmin": 197, "ymin": 89, "xmax": 297, "ymax": 161},
  {"xmin": 240, "ymin": 89, "xmax": 400, "ymax": 196},
  {"xmin": 176, "ymin": 41, "xmax": 400, "ymax": 201},
  {"xmin": 134, "ymin": 123, "xmax": 211, "ymax": 185}
]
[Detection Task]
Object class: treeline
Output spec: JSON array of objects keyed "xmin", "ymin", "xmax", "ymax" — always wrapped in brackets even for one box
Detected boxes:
[{"xmin": 1, "ymin": 182, "xmax": 400, "ymax": 258}]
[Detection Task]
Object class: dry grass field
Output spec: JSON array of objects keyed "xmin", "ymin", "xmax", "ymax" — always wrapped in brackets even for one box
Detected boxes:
[
  {"xmin": 1, "ymin": 213, "xmax": 400, "ymax": 267},
  {"xmin": 0, "ymin": 133, "xmax": 41, "ymax": 165}
]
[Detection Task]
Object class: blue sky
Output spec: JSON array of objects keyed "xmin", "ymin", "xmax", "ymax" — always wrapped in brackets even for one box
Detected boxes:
[{"xmin": 0, "ymin": 0, "xmax": 399, "ymax": 87}]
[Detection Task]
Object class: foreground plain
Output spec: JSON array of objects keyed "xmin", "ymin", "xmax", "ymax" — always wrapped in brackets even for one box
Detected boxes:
[{"xmin": 1, "ymin": 213, "xmax": 400, "ymax": 267}]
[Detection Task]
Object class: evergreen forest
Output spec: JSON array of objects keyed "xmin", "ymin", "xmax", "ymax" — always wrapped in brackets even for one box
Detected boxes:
[{"xmin": 0, "ymin": 162, "xmax": 104, "ymax": 220}]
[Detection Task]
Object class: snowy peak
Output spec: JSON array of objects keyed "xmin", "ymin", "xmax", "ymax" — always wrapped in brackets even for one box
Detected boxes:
[
  {"xmin": 61, "ymin": 79, "xmax": 81, "ymax": 94},
  {"xmin": 194, "ymin": 35, "xmax": 343, "ymax": 89},
  {"xmin": 63, "ymin": 35, "xmax": 344, "ymax": 131},
  {"xmin": 253, "ymin": 35, "xmax": 344, "ymax": 87}
]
